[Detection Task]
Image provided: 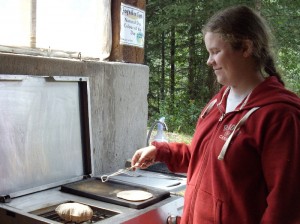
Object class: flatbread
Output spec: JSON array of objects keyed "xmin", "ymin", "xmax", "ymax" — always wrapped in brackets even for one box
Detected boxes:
[
  {"xmin": 116, "ymin": 190, "xmax": 153, "ymax": 201},
  {"xmin": 55, "ymin": 202, "xmax": 93, "ymax": 223}
]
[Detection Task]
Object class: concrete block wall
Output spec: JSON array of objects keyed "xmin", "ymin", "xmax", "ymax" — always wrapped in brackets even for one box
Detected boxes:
[{"xmin": 0, "ymin": 53, "xmax": 149, "ymax": 175}]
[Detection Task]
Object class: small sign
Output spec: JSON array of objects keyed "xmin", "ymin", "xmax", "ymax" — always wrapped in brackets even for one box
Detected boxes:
[{"xmin": 120, "ymin": 3, "xmax": 145, "ymax": 48}]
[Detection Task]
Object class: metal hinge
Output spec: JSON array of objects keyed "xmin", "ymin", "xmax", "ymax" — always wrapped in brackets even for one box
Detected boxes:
[
  {"xmin": 83, "ymin": 174, "xmax": 92, "ymax": 179},
  {"xmin": 0, "ymin": 195, "xmax": 11, "ymax": 203}
]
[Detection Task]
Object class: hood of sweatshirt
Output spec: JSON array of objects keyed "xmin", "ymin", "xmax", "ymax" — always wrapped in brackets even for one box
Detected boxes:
[{"xmin": 217, "ymin": 76, "xmax": 300, "ymax": 113}]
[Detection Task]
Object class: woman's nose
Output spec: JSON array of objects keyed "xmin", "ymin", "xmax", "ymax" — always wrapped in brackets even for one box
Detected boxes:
[{"xmin": 206, "ymin": 55, "xmax": 214, "ymax": 66}]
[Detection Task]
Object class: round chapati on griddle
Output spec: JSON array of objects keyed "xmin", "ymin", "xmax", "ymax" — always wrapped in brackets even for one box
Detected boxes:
[{"xmin": 116, "ymin": 190, "xmax": 153, "ymax": 201}]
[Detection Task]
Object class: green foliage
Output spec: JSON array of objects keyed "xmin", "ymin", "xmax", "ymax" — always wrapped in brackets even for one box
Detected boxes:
[
  {"xmin": 154, "ymin": 98, "xmax": 204, "ymax": 135},
  {"xmin": 279, "ymin": 48, "xmax": 300, "ymax": 94},
  {"xmin": 146, "ymin": 0, "xmax": 300, "ymax": 134},
  {"xmin": 262, "ymin": 0, "xmax": 300, "ymax": 94}
]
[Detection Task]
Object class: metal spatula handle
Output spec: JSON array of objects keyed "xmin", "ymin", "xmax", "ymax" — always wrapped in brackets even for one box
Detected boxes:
[{"xmin": 100, "ymin": 166, "xmax": 135, "ymax": 182}]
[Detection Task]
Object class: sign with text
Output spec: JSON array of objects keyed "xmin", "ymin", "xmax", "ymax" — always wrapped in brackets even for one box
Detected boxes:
[{"xmin": 120, "ymin": 3, "xmax": 145, "ymax": 48}]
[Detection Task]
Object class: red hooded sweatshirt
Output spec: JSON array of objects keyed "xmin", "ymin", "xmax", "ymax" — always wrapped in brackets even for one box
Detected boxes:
[{"xmin": 153, "ymin": 77, "xmax": 300, "ymax": 224}]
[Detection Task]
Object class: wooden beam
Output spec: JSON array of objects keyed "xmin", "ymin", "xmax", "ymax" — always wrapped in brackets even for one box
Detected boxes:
[
  {"xmin": 31, "ymin": 0, "xmax": 36, "ymax": 48},
  {"xmin": 110, "ymin": 0, "xmax": 146, "ymax": 64}
]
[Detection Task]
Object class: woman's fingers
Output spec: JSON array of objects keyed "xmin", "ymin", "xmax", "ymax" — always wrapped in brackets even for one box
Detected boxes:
[
  {"xmin": 131, "ymin": 145, "xmax": 157, "ymax": 168},
  {"xmin": 131, "ymin": 150, "xmax": 142, "ymax": 168}
]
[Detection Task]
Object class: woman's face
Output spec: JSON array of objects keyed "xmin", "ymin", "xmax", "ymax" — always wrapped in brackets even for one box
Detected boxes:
[{"xmin": 204, "ymin": 32, "xmax": 246, "ymax": 87}]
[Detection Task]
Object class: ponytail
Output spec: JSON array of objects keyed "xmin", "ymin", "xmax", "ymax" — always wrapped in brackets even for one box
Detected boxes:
[{"xmin": 264, "ymin": 55, "xmax": 284, "ymax": 86}]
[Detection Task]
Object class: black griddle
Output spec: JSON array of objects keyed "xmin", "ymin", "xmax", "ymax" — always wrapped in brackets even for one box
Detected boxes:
[{"xmin": 61, "ymin": 178, "xmax": 170, "ymax": 209}]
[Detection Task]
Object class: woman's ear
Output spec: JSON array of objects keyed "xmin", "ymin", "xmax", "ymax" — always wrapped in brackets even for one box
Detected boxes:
[{"xmin": 242, "ymin": 39, "xmax": 253, "ymax": 57}]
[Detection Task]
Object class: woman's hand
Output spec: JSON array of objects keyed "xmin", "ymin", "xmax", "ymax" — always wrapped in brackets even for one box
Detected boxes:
[{"xmin": 131, "ymin": 145, "xmax": 157, "ymax": 169}]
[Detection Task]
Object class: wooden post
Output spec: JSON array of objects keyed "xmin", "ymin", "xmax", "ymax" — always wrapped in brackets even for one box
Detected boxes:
[
  {"xmin": 110, "ymin": 0, "xmax": 146, "ymax": 64},
  {"xmin": 30, "ymin": 0, "xmax": 37, "ymax": 48}
]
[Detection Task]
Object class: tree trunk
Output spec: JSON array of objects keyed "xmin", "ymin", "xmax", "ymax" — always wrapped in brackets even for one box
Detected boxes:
[
  {"xmin": 188, "ymin": 6, "xmax": 196, "ymax": 101},
  {"xmin": 255, "ymin": 0, "xmax": 262, "ymax": 12},
  {"xmin": 170, "ymin": 25, "xmax": 175, "ymax": 107},
  {"xmin": 161, "ymin": 31, "xmax": 165, "ymax": 101}
]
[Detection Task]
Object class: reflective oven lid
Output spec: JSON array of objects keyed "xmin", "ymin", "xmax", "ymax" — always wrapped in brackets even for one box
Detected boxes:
[{"xmin": 0, "ymin": 75, "xmax": 93, "ymax": 201}]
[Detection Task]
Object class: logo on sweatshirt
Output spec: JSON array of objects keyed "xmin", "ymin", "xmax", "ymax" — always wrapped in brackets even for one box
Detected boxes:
[{"xmin": 219, "ymin": 124, "xmax": 236, "ymax": 141}]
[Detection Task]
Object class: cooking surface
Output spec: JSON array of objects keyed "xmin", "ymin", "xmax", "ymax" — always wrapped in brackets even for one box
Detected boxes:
[
  {"xmin": 61, "ymin": 178, "xmax": 170, "ymax": 209},
  {"xmin": 30, "ymin": 201, "xmax": 119, "ymax": 223},
  {"xmin": 0, "ymin": 186, "xmax": 183, "ymax": 224},
  {"xmin": 110, "ymin": 170, "xmax": 185, "ymax": 190},
  {"xmin": 0, "ymin": 75, "xmax": 185, "ymax": 223}
]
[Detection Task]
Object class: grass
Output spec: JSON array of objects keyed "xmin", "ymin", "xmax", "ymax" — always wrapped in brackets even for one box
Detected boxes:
[
  {"xmin": 148, "ymin": 130, "xmax": 193, "ymax": 144},
  {"xmin": 165, "ymin": 131, "xmax": 193, "ymax": 144}
]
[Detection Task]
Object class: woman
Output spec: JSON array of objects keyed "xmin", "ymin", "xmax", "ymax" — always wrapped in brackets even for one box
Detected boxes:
[{"xmin": 131, "ymin": 5, "xmax": 300, "ymax": 224}]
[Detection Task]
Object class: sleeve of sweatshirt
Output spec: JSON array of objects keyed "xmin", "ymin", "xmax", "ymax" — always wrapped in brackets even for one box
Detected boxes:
[
  {"xmin": 151, "ymin": 141, "xmax": 191, "ymax": 173},
  {"xmin": 260, "ymin": 110, "xmax": 300, "ymax": 223}
]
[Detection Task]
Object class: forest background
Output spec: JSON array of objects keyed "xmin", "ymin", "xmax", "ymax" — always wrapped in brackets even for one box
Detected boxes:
[{"xmin": 145, "ymin": 0, "xmax": 300, "ymax": 136}]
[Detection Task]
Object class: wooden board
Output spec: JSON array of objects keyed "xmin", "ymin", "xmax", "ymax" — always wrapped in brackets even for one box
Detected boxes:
[{"xmin": 110, "ymin": 0, "xmax": 146, "ymax": 64}]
